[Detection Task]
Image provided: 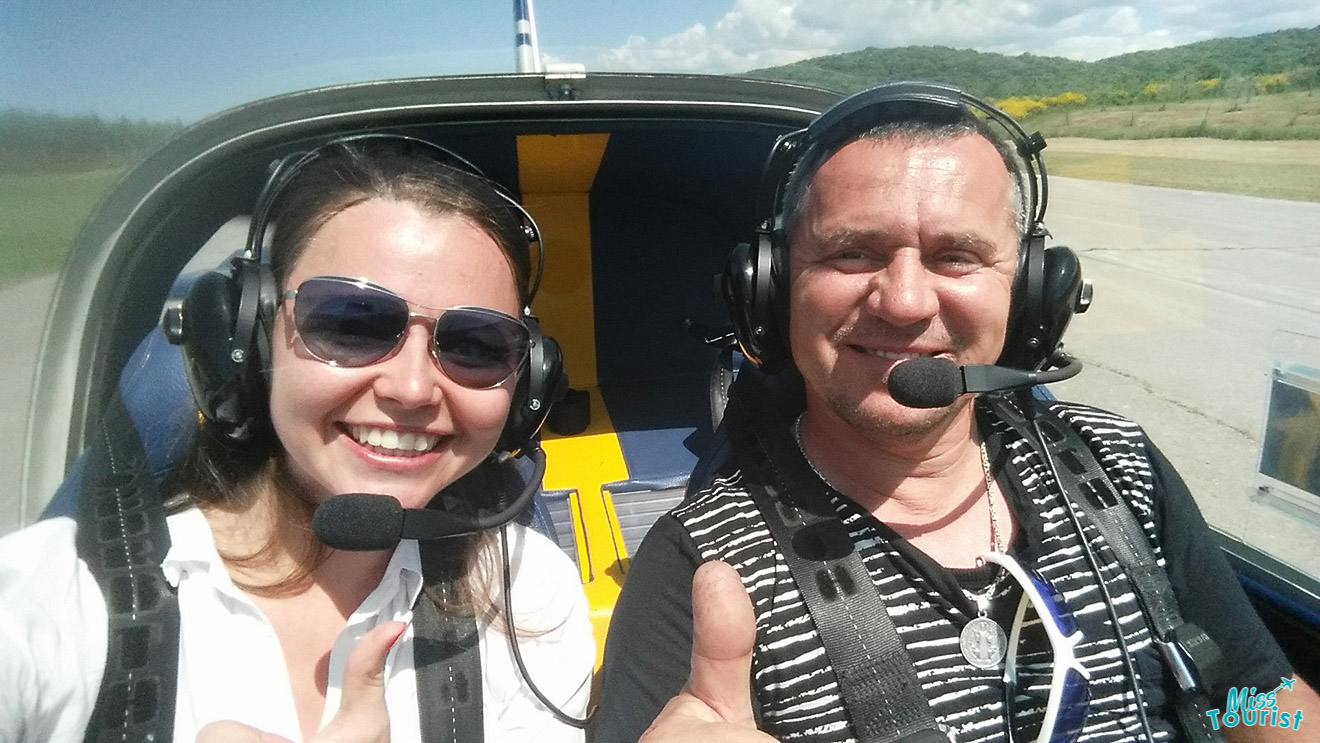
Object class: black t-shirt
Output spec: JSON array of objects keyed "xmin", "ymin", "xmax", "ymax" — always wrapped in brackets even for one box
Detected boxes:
[{"xmin": 593, "ymin": 432, "xmax": 1292, "ymax": 743}]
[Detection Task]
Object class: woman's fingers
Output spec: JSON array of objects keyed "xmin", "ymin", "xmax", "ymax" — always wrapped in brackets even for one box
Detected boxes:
[
  {"xmin": 195, "ymin": 720, "xmax": 292, "ymax": 743},
  {"xmin": 317, "ymin": 620, "xmax": 408, "ymax": 743},
  {"xmin": 194, "ymin": 621, "xmax": 406, "ymax": 743}
]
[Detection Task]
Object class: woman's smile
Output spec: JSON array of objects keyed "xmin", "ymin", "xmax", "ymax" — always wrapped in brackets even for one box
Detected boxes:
[{"xmin": 342, "ymin": 423, "xmax": 448, "ymax": 456}]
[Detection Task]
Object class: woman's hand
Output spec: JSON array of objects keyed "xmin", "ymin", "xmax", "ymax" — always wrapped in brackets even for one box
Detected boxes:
[
  {"xmin": 640, "ymin": 561, "xmax": 778, "ymax": 743},
  {"xmin": 196, "ymin": 621, "xmax": 407, "ymax": 743}
]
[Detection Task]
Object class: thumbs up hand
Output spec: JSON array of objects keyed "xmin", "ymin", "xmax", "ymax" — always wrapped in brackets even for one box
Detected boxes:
[
  {"xmin": 640, "ymin": 561, "xmax": 777, "ymax": 743},
  {"xmin": 196, "ymin": 620, "xmax": 406, "ymax": 743}
]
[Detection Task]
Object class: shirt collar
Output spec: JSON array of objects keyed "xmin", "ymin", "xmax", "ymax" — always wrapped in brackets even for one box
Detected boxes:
[
  {"xmin": 161, "ymin": 507, "xmax": 425, "ymax": 613},
  {"xmin": 161, "ymin": 507, "xmax": 223, "ymax": 589},
  {"xmin": 361, "ymin": 537, "xmax": 424, "ymax": 618}
]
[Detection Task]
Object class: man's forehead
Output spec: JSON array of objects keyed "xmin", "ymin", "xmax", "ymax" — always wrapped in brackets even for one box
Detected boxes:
[
  {"xmin": 810, "ymin": 136, "xmax": 1012, "ymax": 202},
  {"xmin": 796, "ymin": 135, "xmax": 1019, "ymax": 242},
  {"xmin": 821, "ymin": 132, "xmax": 1009, "ymax": 176}
]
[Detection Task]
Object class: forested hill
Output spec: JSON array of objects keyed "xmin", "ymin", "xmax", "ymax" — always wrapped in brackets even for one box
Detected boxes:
[
  {"xmin": 742, "ymin": 26, "xmax": 1320, "ymax": 102},
  {"xmin": 0, "ymin": 111, "xmax": 182, "ymax": 173}
]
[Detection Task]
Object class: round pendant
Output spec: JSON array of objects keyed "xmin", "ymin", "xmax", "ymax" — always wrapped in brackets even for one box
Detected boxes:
[{"xmin": 960, "ymin": 616, "xmax": 1007, "ymax": 669}]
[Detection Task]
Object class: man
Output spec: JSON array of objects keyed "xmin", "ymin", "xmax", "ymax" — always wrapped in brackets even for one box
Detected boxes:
[{"xmin": 594, "ymin": 82, "xmax": 1320, "ymax": 743}]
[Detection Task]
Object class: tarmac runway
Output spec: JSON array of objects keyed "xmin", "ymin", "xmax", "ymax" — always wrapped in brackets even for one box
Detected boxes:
[
  {"xmin": 1043, "ymin": 177, "xmax": 1320, "ymax": 576},
  {"xmin": 3, "ymin": 177, "xmax": 1319, "ymax": 576},
  {"xmin": 1, "ymin": 272, "xmax": 59, "ymax": 534}
]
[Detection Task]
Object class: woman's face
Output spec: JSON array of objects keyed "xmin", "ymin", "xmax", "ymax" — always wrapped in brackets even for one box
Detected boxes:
[{"xmin": 268, "ymin": 198, "xmax": 522, "ymax": 509}]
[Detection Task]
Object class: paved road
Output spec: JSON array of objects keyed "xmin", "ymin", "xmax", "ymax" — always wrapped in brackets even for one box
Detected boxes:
[
  {"xmin": 4, "ymin": 178, "xmax": 1320, "ymax": 577},
  {"xmin": 1, "ymin": 273, "xmax": 59, "ymax": 534},
  {"xmin": 1044, "ymin": 177, "xmax": 1320, "ymax": 576}
]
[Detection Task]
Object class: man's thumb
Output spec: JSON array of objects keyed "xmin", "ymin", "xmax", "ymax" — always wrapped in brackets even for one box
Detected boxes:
[{"xmin": 685, "ymin": 560, "xmax": 758, "ymax": 725}]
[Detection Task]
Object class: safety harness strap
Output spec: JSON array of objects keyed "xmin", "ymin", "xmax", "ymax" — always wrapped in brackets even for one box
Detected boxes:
[
  {"xmin": 722, "ymin": 369, "xmax": 1229, "ymax": 743},
  {"xmin": 727, "ymin": 376, "xmax": 949, "ymax": 743},
  {"xmin": 989, "ymin": 394, "xmax": 1227, "ymax": 743},
  {"xmin": 78, "ymin": 391, "xmax": 181, "ymax": 743},
  {"xmin": 414, "ymin": 542, "xmax": 484, "ymax": 743}
]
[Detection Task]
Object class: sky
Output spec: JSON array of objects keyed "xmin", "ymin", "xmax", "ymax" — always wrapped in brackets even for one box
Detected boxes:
[{"xmin": 2, "ymin": 0, "xmax": 1318, "ymax": 122}]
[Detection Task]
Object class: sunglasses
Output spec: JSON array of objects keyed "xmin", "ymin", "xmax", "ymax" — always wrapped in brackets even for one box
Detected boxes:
[
  {"xmin": 282, "ymin": 276, "xmax": 530, "ymax": 389},
  {"xmin": 980, "ymin": 552, "xmax": 1092, "ymax": 743}
]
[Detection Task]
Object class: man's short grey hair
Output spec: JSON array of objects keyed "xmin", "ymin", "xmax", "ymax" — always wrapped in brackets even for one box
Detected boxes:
[{"xmin": 779, "ymin": 116, "xmax": 1032, "ymax": 246}]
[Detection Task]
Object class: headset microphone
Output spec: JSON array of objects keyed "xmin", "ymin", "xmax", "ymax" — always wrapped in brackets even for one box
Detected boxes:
[
  {"xmin": 887, "ymin": 355, "xmax": 1083, "ymax": 409},
  {"xmin": 311, "ymin": 445, "xmax": 593, "ymax": 729},
  {"xmin": 312, "ymin": 446, "xmax": 547, "ymax": 550}
]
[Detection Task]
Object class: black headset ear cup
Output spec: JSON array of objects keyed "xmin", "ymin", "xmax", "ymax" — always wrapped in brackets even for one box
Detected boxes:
[
  {"xmin": 721, "ymin": 233, "xmax": 790, "ymax": 371},
  {"xmin": 178, "ymin": 257, "xmax": 277, "ymax": 440},
  {"xmin": 999, "ymin": 232, "xmax": 1085, "ymax": 371},
  {"xmin": 1037, "ymin": 245, "xmax": 1086, "ymax": 358},
  {"xmin": 497, "ymin": 316, "xmax": 565, "ymax": 456},
  {"xmin": 721, "ymin": 242, "xmax": 758, "ymax": 361},
  {"xmin": 1001, "ymin": 228, "xmax": 1046, "ymax": 370}
]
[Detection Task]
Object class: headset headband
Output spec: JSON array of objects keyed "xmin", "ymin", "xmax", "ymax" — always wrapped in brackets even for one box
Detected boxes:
[
  {"xmin": 244, "ymin": 133, "xmax": 546, "ymax": 303},
  {"xmin": 757, "ymin": 81, "xmax": 1050, "ymax": 241}
]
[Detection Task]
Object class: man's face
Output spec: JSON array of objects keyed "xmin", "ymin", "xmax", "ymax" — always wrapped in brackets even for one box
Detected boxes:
[{"xmin": 787, "ymin": 133, "xmax": 1019, "ymax": 440}]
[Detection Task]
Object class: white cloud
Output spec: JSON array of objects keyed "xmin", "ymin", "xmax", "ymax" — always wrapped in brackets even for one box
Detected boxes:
[
  {"xmin": 590, "ymin": 0, "xmax": 1320, "ymax": 73},
  {"xmin": 1104, "ymin": 6, "xmax": 1143, "ymax": 36},
  {"xmin": 594, "ymin": 0, "xmax": 836, "ymax": 72}
]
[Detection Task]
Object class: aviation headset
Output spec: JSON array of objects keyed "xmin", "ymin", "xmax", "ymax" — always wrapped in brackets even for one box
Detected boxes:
[
  {"xmin": 174, "ymin": 133, "xmax": 563, "ymax": 457},
  {"xmin": 722, "ymin": 81, "xmax": 1088, "ymax": 373}
]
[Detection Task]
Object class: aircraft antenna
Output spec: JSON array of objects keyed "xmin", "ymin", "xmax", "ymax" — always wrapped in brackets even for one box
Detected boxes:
[{"xmin": 514, "ymin": 0, "xmax": 542, "ymax": 73}]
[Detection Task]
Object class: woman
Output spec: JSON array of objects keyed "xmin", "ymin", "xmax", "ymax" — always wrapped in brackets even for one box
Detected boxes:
[{"xmin": 0, "ymin": 136, "xmax": 595, "ymax": 742}]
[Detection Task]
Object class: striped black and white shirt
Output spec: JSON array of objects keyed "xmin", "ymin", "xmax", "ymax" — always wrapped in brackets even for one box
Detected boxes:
[{"xmin": 595, "ymin": 388, "xmax": 1290, "ymax": 743}]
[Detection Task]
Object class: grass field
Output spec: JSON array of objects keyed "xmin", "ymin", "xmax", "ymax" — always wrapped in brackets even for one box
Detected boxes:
[
  {"xmin": 1044, "ymin": 138, "xmax": 1320, "ymax": 202},
  {"xmin": 1027, "ymin": 92, "xmax": 1320, "ymax": 201},
  {"xmin": 1028, "ymin": 90, "xmax": 1320, "ymax": 140},
  {"xmin": 0, "ymin": 169, "xmax": 122, "ymax": 287}
]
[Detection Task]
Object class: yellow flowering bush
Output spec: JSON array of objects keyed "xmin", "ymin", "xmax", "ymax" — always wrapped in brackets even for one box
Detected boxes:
[
  {"xmin": 1043, "ymin": 91, "xmax": 1087, "ymax": 106},
  {"xmin": 995, "ymin": 96, "xmax": 1047, "ymax": 118},
  {"xmin": 1253, "ymin": 74, "xmax": 1289, "ymax": 94}
]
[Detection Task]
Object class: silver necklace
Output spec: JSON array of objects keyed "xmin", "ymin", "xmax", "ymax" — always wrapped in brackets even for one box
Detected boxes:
[
  {"xmin": 959, "ymin": 440, "xmax": 1007, "ymax": 669},
  {"xmin": 792, "ymin": 414, "xmax": 846, "ymax": 492},
  {"xmin": 794, "ymin": 416, "xmax": 1007, "ymax": 668}
]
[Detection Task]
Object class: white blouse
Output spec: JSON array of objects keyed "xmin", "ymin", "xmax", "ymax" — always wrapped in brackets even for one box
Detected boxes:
[{"xmin": 0, "ymin": 509, "xmax": 594, "ymax": 743}]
